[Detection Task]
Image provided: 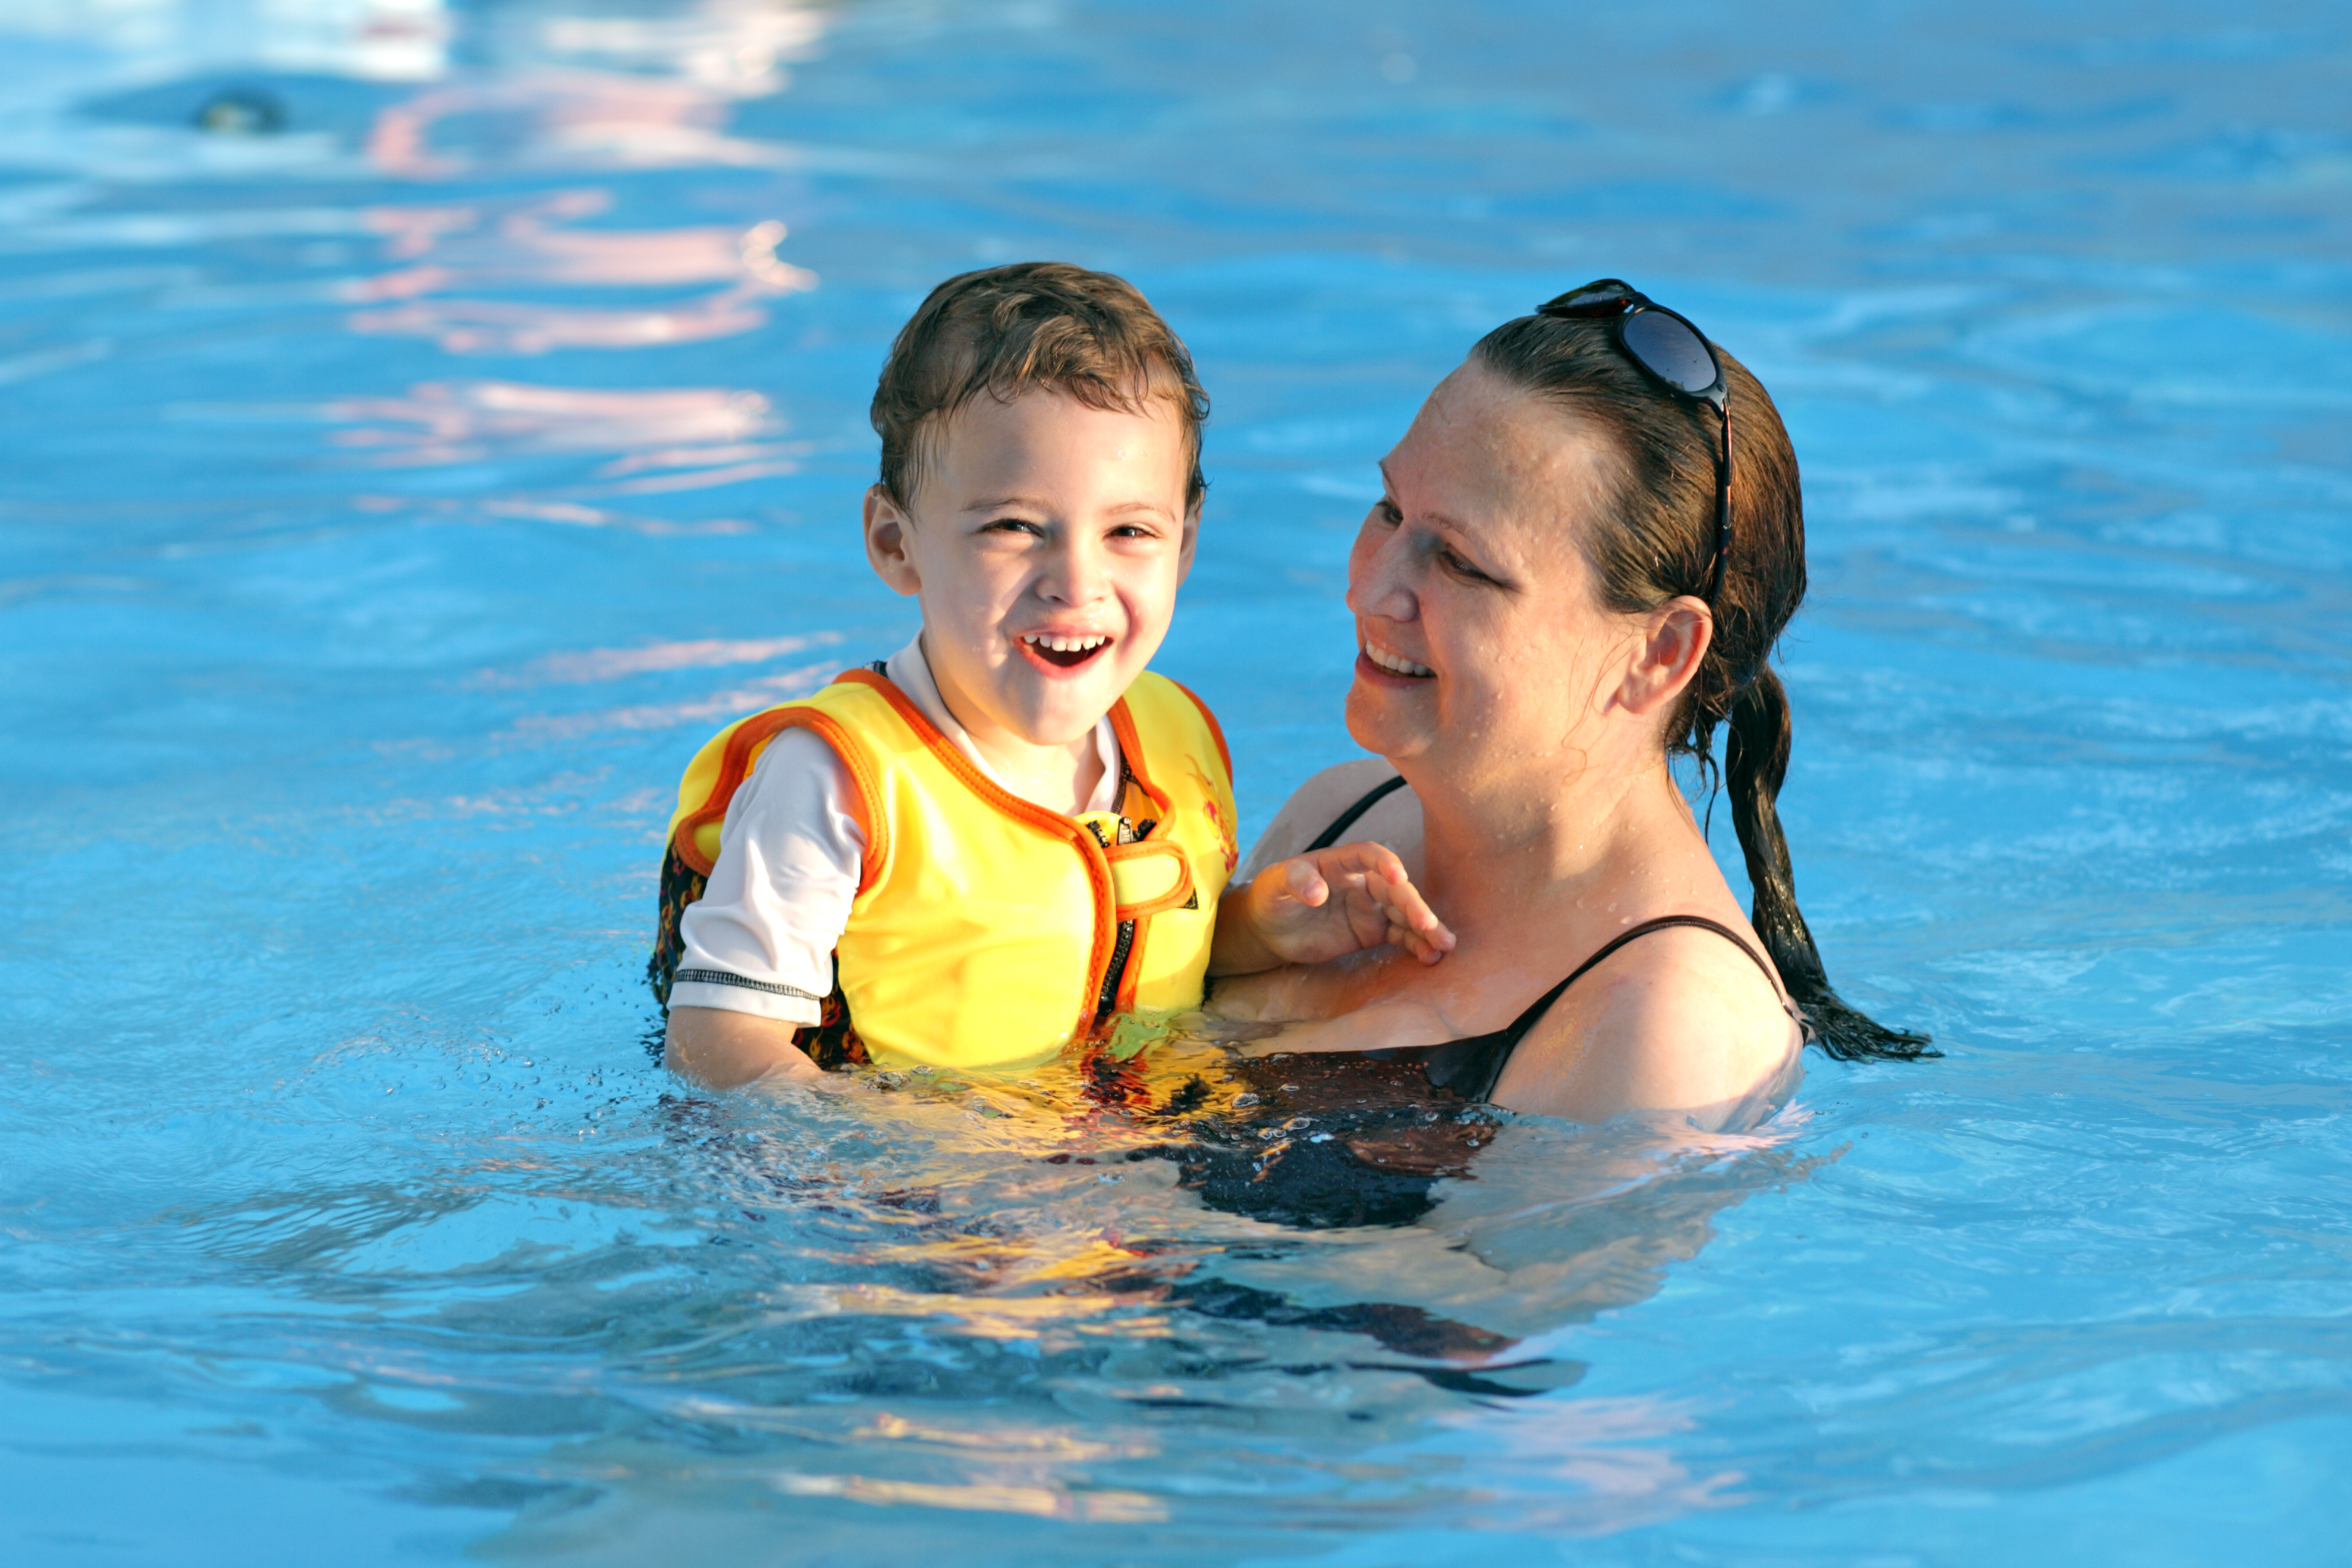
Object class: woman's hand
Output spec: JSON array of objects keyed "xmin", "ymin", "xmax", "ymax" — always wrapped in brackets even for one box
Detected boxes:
[{"xmin": 1209, "ymin": 840, "xmax": 1455, "ymax": 976}]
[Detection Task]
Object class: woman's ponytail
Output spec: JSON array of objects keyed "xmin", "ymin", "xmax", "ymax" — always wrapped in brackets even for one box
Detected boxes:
[
  {"xmin": 1475, "ymin": 302, "xmax": 1932, "ymax": 1064},
  {"xmin": 1725, "ymin": 669, "xmax": 1934, "ymax": 1061}
]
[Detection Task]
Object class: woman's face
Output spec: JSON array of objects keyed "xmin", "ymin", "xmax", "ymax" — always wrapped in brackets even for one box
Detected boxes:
[{"xmin": 1345, "ymin": 358, "xmax": 1634, "ymax": 788}]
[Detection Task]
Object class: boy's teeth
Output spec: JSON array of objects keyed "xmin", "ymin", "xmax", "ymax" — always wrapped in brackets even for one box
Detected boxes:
[
  {"xmin": 1025, "ymin": 633, "xmax": 1110, "ymax": 653},
  {"xmin": 1366, "ymin": 642, "xmax": 1433, "ymax": 677}
]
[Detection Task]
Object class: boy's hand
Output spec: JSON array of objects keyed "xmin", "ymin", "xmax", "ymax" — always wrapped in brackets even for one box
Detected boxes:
[{"xmin": 1210, "ymin": 841, "xmax": 1455, "ymax": 976}]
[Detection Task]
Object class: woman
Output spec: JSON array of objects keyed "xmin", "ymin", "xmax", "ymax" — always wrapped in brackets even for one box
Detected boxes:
[{"xmin": 1210, "ymin": 280, "xmax": 1930, "ymax": 1126}]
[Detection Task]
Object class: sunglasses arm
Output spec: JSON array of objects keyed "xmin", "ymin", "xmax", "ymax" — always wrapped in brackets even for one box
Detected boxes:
[{"xmin": 1708, "ymin": 401, "xmax": 1735, "ymax": 606}]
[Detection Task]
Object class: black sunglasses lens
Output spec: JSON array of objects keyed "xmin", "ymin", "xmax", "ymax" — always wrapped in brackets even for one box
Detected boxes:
[{"xmin": 1621, "ymin": 310, "xmax": 1718, "ymax": 395}]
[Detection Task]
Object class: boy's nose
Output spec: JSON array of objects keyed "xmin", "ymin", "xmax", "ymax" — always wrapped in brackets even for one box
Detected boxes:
[{"xmin": 1039, "ymin": 532, "xmax": 1111, "ymax": 603}]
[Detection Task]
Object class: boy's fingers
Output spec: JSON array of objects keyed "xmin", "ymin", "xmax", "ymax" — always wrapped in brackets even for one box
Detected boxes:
[
  {"xmin": 1402, "ymin": 925, "xmax": 1449, "ymax": 965},
  {"xmin": 1279, "ymin": 857, "xmax": 1330, "ymax": 909},
  {"xmin": 1367, "ymin": 875, "xmax": 1455, "ymax": 949},
  {"xmin": 1335, "ymin": 842, "xmax": 1407, "ymax": 882},
  {"xmin": 1303, "ymin": 843, "xmax": 1458, "ymax": 960},
  {"xmin": 1384, "ymin": 919, "xmax": 1428, "ymax": 962}
]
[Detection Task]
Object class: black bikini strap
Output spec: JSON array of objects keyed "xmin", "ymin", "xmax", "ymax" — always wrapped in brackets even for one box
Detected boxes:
[
  {"xmin": 1417, "ymin": 914, "xmax": 1785, "ymax": 1103},
  {"xmin": 1548, "ymin": 915, "xmax": 1782, "ymax": 1017},
  {"xmin": 1305, "ymin": 774, "xmax": 1409, "ymax": 852}
]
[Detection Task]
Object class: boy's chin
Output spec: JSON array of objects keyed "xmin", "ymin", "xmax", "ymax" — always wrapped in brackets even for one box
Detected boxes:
[{"xmin": 1002, "ymin": 664, "xmax": 1129, "ymax": 738}]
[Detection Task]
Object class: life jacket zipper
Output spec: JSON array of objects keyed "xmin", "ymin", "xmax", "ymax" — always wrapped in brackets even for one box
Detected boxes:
[
  {"xmin": 1095, "ymin": 917, "xmax": 1136, "ymax": 1024},
  {"xmin": 1089, "ymin": 757, "xmax": 1143, "ymax": 1025}
]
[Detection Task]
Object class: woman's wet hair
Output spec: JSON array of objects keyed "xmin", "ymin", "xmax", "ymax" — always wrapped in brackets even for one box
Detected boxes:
[{"xmin": 1472, "ymin": 312, "xmax": 1933, "ymax": 1062}]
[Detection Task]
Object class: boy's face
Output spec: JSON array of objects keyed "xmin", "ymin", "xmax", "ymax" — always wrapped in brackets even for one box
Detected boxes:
[{"xmin": 863, "ymin": 387, "xmax": 1198, "ymax": 749}]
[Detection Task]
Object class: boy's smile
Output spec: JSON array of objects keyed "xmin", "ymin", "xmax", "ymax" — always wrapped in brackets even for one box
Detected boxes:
[
  {"xmin": 1017, "ymin": 630, "xmax": 1115, "ymax": 671},
  {"xmin": 863, "ymin": 385, "xmax": 1198, "ymax": 804}
]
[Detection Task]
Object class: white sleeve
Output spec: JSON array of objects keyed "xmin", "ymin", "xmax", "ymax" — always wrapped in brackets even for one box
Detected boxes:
[{"xmin": 671, "ymin": 726, "xmax": 865, "ymax": 1025}]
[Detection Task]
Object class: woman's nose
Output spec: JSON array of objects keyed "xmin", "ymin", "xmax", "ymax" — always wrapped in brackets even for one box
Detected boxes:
[{"xmin": 1344, "ymin": 516, "xmax": 1416, "ymax": 621}]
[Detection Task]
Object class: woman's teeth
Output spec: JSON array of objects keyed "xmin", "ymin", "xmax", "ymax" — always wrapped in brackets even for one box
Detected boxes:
[{"xmin": 1365, "ymin": 641, "xmax": 1433, "ymax": 678}]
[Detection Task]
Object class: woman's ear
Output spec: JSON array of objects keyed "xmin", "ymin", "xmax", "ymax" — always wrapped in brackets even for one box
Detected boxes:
[
  {"xmin": 1611, "ymin": 596, "xmax": 1713, "ymax": 718},
  {"xmin": 863, "ymin": 484, "xmax": 922, "ymax": 597}
]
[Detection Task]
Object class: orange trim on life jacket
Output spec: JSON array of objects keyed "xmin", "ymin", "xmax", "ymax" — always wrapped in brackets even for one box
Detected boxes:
[
  {"xmin": 1166, "ymin": 676, "xmax": 1232, "ymax": 781},
  {"xmin": 1107, "ymin": 699, "xmax": 1175, "ymax": 821},
  {"xmin": 667, "ymin": 673, "xmax": 889, "ymax": 892},
  {"xmin": 672, "ymin": 708, "xmax": 794, "ymax": 878}
]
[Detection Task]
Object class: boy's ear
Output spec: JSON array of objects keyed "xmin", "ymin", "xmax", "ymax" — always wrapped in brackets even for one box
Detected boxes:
[
  {"xmin": 862, "ymin": 484, "xmax": 922, "ymax": 598},
  {"xmin": 1175, "ymin": 496, "xmax": 1201, "ymax": 586}
]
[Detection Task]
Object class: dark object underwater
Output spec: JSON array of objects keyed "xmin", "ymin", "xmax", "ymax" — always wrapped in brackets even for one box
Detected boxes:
[
  {"xmin": 194, "ymin": 88, "xmax": 285, "ymax": 135},
  {"xmin": 1131, "ymin": 1047, "xmax": 1500, "ymax": 1230}
]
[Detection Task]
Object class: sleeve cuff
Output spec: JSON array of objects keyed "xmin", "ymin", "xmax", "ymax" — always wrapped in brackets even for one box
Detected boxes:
[{"xmin": 668, "ymin": 969, "xmax": 824, "ymax": 1026}]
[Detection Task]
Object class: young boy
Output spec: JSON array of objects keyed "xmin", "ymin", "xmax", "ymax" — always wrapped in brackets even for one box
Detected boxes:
[{"xmin": 654, "ymin": 263, "xmax": 1447, "ymax": 1088}]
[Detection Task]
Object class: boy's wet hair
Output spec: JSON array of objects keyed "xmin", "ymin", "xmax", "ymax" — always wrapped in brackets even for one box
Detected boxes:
[{"xmin": 872, "ymin": 261, "xmax": 1209, "ymax": 512}]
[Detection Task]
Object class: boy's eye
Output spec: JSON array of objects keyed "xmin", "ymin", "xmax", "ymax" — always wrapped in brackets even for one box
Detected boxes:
[{"xmin": 983, "ymin": 517, "xmax": 1045, "ymax": 537}]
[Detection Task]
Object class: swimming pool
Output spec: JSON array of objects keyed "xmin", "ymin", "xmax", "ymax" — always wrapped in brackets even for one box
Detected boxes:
[{"xmin": 4, "ymin": 0, "xmax": 2349, "ymax": 1560}]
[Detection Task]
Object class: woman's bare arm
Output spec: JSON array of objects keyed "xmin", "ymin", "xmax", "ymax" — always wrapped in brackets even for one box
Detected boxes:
[{"xmin": 1488, "ymin": 928, "xmax": 1799, "ymax": 1123}]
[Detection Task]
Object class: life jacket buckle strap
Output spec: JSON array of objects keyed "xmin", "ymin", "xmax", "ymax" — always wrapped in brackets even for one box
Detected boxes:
[{"xmin": 1107, "ymin": 839, "xmax": 1195, "ymax": 923}]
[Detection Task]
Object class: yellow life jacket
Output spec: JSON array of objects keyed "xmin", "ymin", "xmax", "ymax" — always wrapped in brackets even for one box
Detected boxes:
[{"xmin": 656, "ymin": 666, "xmax": 1239, "ymax": 1072}]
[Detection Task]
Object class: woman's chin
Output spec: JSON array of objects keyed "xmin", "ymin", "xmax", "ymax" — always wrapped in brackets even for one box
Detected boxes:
[{"xmin": 1343, "ymin": 682, "xmax": 1426, "ymax": 757}]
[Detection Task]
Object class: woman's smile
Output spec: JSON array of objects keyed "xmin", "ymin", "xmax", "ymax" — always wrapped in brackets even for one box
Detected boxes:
[{"xmin": 1360, "ymin": 636, "xmax": 1434, "ymax": 681}]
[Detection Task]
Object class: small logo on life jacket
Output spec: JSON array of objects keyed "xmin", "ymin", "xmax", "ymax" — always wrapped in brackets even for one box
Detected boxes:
[{"xmin": 1186, "ymin": 756, "xmax": 1239, "ymax": 875}]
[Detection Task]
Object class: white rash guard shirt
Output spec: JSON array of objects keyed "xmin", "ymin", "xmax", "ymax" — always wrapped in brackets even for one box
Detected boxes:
[{"xmin": 668, "ymin": 637, "xmax": 1123, "ymax": 1025}]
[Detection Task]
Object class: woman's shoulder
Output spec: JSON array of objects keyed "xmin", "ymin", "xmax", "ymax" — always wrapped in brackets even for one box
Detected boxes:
[
  {"xmin": 1492, "ymin": 918, "xmax": 1799, "ymax": 1125},
  {"xmin": 1235, "ymin": 757, "xmax": 1419, "ymax": 883}
]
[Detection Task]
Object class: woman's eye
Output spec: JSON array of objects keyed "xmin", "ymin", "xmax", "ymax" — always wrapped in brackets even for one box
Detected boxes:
[
  {"xmin": 1439, "ymin": 547, "xmax": 1490, "ymax": 581},
  {"xmin": 1376, "ymin": 499, "xmax": 1403, "ymax": 526}
]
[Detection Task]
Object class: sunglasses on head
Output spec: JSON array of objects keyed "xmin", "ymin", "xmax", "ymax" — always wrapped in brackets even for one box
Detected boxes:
[{"xmin": 1536, "ymin": 280, "xmax": 1734, "ymax": 606}]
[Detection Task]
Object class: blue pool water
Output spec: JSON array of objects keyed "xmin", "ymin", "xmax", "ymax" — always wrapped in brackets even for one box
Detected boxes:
[{"xmin": 4, "ymin": 1, "xmax": 2351, "ymax": 1561}]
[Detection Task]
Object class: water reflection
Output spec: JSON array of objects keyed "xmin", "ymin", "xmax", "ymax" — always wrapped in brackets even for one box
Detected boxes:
[
  {"xmin": 12, "ymin": 0, "xmax": 453, "ymax": 82},
  {"xmin": 326, "ymin": 377, "xmax": 796, "ymax": 485},
  {"xmin": 363, "ymin": 64, "xmax": 813, "ymax": 176},
  {"xmin": 338, "ymin": 14, "xmax": 823, "ymax": 415},
  {"xmin": 12, "ymin": 0, "xmax": 823, "ymax": 91},
  {"xmin": 380, "ymin": 1049, "xmax": 1813, "ymax": 1545},
  {"xmin": 473, "ymin": 0, "xmax": 826, "ymax": 97},
  {"xmin": 344, "ymin": 194, "xmax": 810, "ymax": 353}
]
